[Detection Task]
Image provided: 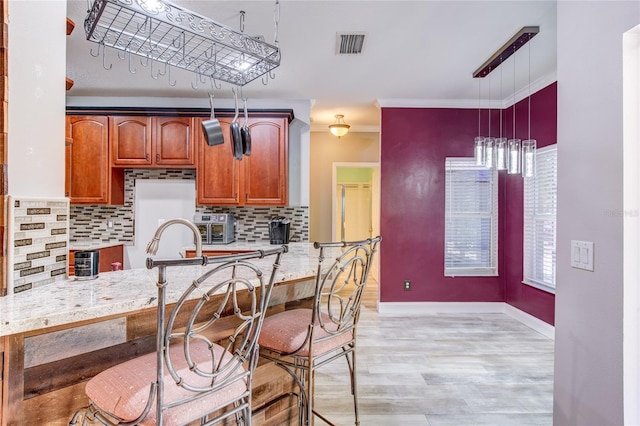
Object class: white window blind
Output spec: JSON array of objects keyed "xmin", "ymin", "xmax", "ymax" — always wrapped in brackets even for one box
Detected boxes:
[
  {"xmin": 444, "ymin": 158, "xmax": 498, "ymax": 276},
  {"xmin": 523, "ymin": 145, "xmax": 557, "ymax": 293}
]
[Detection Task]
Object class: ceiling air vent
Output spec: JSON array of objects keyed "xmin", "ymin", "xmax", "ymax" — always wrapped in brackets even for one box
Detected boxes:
[{"xmin": 336, "ymin": 33, "xmax": 366, "ymax": 55}]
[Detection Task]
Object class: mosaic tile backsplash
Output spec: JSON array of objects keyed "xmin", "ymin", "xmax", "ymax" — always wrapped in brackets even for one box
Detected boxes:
[
  {"xmin": 9, "ymin": 197, "xmax": 69, "ymax": 294},
  {"xmin": 70, "ymin": 169, "xmax": 309, "ymax": 244}
]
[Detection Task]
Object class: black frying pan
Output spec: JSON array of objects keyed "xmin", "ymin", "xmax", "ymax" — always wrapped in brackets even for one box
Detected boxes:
[
  {"xmin": 241, "ymin": 97, "xmax": 251, "ymax": 156},
  {"xmin": 201, "ymin": 93, "xmax": 224, "ymax": 147},
  {"xmin": 231, "ymin": 88, "xmax": 243, "ymax": 160}
]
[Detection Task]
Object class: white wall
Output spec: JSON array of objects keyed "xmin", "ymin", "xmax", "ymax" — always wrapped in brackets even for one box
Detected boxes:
[
  {"xmin": 8, "ymin": 0, "xmax": 67, "ymax": 197},
  {"xmin": 555, "ymin": 2, "xmax": 640, "ymax": 425},
  {"xmin": 623, "ymin": 24, "xmax": 640, "ymax": 426}
]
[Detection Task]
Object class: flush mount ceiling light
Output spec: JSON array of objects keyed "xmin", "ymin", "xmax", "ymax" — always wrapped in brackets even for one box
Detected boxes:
[{"xmin": 329, "ymin": 114, "xmax": 350, "ymax": 138}]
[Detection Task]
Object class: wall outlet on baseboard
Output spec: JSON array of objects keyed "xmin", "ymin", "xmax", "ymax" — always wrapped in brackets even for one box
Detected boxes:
[{"xmin": 404, "ymin": 280, "xmax": 411, "ymax": 291}]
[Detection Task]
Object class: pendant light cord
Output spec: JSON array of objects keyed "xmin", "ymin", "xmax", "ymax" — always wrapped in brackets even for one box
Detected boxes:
[
  {"xmin": 499, "ymin": 57, "xmax": 503, "ymax": 138},
  {"xmin": 528, "ymin": 34, "xmax": 531, "ymax": 140},
  {"xmin": 512, "ymin": 46, "xmax": 516, "ymax": 139},
  {"xmin": 478, "ymin": 78, "xmax": 481, "ymax": 136},
  {"xmin": 488, "ymin": 68, "xmax": 491, "ymax": 137}
]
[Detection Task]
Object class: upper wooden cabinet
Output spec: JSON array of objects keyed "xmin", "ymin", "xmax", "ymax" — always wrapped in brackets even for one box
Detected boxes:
[
  {"xmin": 196, "ymin": 118, "xmax": 241, "ymax": 205},
  {"xmin": 65, "ymin": 116, "xmax": 124, "ymax": 205},
  {"xmin": 111, "ymin": 116, "xmax": 195, "ymax": 168},
  {"xmin": 154, "ymin": 116, "xmax": 196, "ymax": 167},
  {"xmin": 197, "ymin": 117, "xmax": 288, "ymax": 206}
]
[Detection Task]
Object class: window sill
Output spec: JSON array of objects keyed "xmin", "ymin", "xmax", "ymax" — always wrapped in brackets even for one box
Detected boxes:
[{"xmin": 523, "ymin": 279, "xmax": 556, "ymax": 294}]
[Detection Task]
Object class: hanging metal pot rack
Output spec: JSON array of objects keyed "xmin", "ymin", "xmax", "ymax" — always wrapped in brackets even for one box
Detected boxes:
[{"xmin": 84, "ymin": 0, "xmax": 281, "ymax": 87}]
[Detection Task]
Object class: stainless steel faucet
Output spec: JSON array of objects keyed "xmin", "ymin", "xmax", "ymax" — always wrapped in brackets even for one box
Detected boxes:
[{"xmin": 146, "ymin": 218, "xmax": 202, "ymax": 258}]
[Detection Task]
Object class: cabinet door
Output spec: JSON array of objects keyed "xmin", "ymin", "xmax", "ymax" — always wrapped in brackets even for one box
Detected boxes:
[
  {"xmin": 196, "ymin": 118, "xmax": 241, "ymax": 205},
  {"xmin": 66, "ymin": 116, "xmax": 112, "ymax": 204},
  {"xmin": 153, "ymin": 116, "xmax": 195, "ymax": 167},
  {"xmin": 242, "ymin": 117, "xmax": 288, "ymax": 205},
  {"xmin": 110, "ymin": 116, "xmax": 152, "ymax": 167}
]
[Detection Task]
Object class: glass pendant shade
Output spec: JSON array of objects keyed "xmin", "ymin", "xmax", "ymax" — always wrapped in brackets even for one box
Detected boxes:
[
  {"xmin": 484, "ymin": 137, "xmax": 495, "ymax": 169},
  {"xmin": 328, "ymin": 114, "xmax": 350, "ymax": 138},
  {"xmin": 495, "ymin": 137, "xmax": 507, "ymax": 170},
  {"xmin": 474, "ymin": 136, "xmax": 485, "ymax": 166},
  {"xmin": 521, "ymin": 139, "xmax": 536, "ymax": 178},
  {"xmin": 507, "ymin": 138, "xmax": 521, "ymax": 174}
]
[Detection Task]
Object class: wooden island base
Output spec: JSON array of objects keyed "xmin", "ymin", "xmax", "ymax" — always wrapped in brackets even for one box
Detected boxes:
[{"xmin": 1, "ymin": 278, "xmax": 315, "ymax": 426}]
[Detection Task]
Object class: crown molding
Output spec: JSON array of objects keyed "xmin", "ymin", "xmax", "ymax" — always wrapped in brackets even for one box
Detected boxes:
[
  {"xmin": 377, "ymin": 72, "xmax": 557, "ymax": 110},
  {"xmin": 310, "ymin": 124, "xmax": 380, "ymax": 133}
]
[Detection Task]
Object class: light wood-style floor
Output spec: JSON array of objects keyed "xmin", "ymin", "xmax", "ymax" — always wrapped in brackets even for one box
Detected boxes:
[{"xmin": 312, "ymin": 278, "xmax": 555, "ymax": 426}]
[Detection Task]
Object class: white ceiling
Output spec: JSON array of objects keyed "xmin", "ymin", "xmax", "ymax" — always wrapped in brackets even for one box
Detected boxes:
[{"xmin": 65, "ymin": 0, "xmax": 558, "ymax": 131}]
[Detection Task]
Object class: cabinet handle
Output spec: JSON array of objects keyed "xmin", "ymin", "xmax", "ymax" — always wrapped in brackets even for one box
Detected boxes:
[
  {"xmin": 156, "ymin": 153, "xmax": 159, "ymax": 162},
  {"xmin": 145, "ymin": 154, "xmax": 149, "ymax": 161}
]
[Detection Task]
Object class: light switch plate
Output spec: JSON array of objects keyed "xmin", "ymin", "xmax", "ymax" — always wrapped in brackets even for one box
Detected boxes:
[{"xmin": 571, "ymin": 240, "xmax": 594, "ymax": 271}]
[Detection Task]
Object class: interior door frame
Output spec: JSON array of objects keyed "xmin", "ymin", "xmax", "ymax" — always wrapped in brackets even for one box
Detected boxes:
[{"xmin": 331, "ymin": 162, "xmax": 380, "ymax": 243}]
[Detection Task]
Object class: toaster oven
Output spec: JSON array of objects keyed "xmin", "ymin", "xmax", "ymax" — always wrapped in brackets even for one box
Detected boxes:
[{"xmin": 193, "ymin": 213, "xmax": 235, "ymax": 244}]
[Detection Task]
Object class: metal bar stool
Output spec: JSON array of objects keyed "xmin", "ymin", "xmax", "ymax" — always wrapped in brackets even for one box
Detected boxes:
[
  {"xmin": 69, "ymin": 246, "xmax": 287, "ymax": 426},
  {"xmin": 258, "ymin": 236, "xmax": 381, "ymax": 425}
]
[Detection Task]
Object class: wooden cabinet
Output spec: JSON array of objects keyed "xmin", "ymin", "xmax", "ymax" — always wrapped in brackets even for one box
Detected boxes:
[
  {"xmin": 197, "ymin": 117, "xmax": 288, "ymax": 206},
  {"xmin": 111, "ymin": 116, "xmax": 195, "ymax": 168},
  {"xmin": 68, "ymin": 245, "xmax": 124, "ymax": 276},
  {"xmin": 65, "ymin": 116, "xmax": 124, "ymax": 205}
]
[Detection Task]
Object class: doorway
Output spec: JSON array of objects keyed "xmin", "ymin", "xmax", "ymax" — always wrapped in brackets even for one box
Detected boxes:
[{"xmin": 332, "ymin": 162, "xmax": 380, "ymax": 278}]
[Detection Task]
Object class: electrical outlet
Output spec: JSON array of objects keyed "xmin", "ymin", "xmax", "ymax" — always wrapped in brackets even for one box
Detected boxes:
[{"xmin": 404, "ymin": 280, "xmax": 411, "ymax": 291}]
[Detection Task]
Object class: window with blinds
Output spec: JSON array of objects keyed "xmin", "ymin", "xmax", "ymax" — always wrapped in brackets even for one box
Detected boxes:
[
  {"xmin": 444, "ymin": 158, "xmax": 498, "ymax": 276},
  {"xmin": 523, "ymin": 145, "xmax": 557, "ymax": 293}
]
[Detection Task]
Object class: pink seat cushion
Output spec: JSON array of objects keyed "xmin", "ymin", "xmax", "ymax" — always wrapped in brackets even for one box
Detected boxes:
[
  {"xmin": 85, "ymin": 340, "xmax": 247, "ymax": 425},
  {"xmin": 259, "ymin": 308, "xmax": 353, "ymax": 357}
]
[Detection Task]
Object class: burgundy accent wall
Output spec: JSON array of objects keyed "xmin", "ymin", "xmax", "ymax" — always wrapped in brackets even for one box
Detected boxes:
[
  {"xmin": 502, "ymin": 82, "xmax": 557, "ymax": 325},
  {"xmin": 379, "ymin": 107, "xmax": 504, "ymax": 303},
  {"xmin": 379, "ymin": 82, "xmax": 557, "ymax": 325}
]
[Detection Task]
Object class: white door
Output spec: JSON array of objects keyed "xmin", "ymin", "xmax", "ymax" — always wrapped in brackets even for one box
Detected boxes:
[{"xmin": 335, "ymin": 183, "xmax": 372, "ymax": 241}]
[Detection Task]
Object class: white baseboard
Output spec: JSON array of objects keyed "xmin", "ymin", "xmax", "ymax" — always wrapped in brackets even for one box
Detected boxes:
[
  {"xmin": 377, "ymin": 301, "xmax": 555, "ymax": 340},
  {"xmin": 502, "ymin": 303, "xmax": 555, "ymax": 340}
]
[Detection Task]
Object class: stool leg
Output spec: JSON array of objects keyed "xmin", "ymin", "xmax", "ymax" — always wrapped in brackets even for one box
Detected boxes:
[{"xmin": 351, "ymin": 350, "xmax": 360, "ymax": 426}]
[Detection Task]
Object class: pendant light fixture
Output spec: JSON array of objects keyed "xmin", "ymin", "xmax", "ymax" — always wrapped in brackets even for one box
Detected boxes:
[
  {"xmin": 484, "ymin": 68, "xmax": 495, "ymax": 169},
  {"xmin": 472, "ymin": 26, "xmax": 539, "ymax": 175},
  {"xmin": 474, "ymin": 78, "xmax": 485, "ymax": 166},
  {"xmin": 495, "ymin": 55, "xmax": 508, "ymax": 170},
  {"xmin": 329, "ymin": 114, "xmax": 350, "ymax": 139},
  {"xmin": 521, "ymin": 33, "xmax": 536, "ymax": 178},
  {"xmin": 507, "ymin": 45, "xmax": 521, "ymax": 175}
]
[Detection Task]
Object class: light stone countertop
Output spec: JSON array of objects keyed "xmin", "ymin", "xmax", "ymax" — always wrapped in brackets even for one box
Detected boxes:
[{"xmin": 0, "ymin": 243, "xmax": 321, "ymax": 337}]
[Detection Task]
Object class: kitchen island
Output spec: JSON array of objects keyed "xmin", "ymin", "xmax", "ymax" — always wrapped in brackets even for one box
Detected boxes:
[{"xmin": 0, "ymin": 242, "xmax": 321, "ymax": 425}]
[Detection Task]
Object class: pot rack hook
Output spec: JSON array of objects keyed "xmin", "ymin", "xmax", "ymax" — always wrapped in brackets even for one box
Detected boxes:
[
  {"xmin": 240, "ymin": 11, "xmax": 245, "ymax": 33},
  {"xmin": 232, "ymin": 86, "xmax": 240, "ymax": 122},
  {"xmin": 101, "ymin": 44, "xmax": 112, "ymax": 70},
  {"xmin": 128, "ymin": 51, "xmax": 137, "ymax": 74},
  {"xmin": 209, "ymin": 76, "xmax": 221, "ymax": 93},
  {"xmin": 243, "ymin": 94, "xmax": 249, "ymax": 124},
  {"xmin": 117, "ymin": 49, "xmax": 126, "ymax": 61},
  {"xmin": 191, "ymin": 68, "xmax": 201, "ymax": 90},
  {"xmin": 167, "ymin": 64, "xmax": 176, "ymax": 86},
  {"xmin": 261, "ymin": 69, "xmax": 276, "ymax": 86},
  {"xmin": 89, "ymin": 41, "xmax": 101, "ymax": 58},
  {"xmin": 150, "ymin": 59, "xmax": 160, "ymax": 80}
]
